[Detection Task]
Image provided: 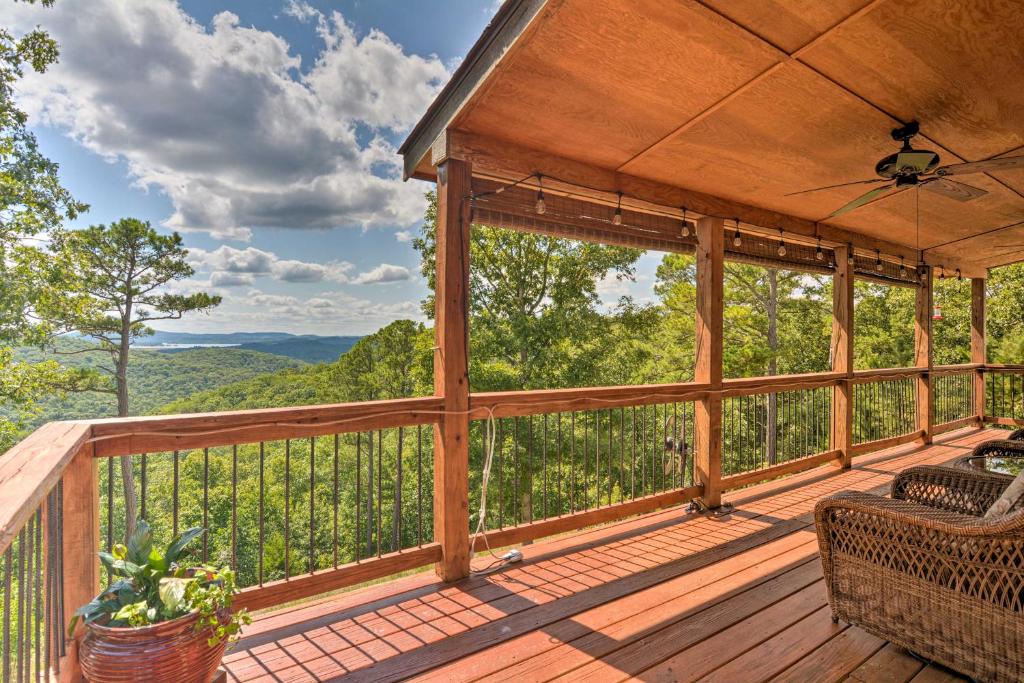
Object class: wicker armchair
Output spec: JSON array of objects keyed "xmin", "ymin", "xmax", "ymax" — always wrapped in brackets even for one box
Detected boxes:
[
  {"xmin": 815, "ymin": 465, "xmax": 1024, "ymax": 682},
  {"xmin": 1009, "ymin": 428, "xmax": 1024, "ymax": 441}
]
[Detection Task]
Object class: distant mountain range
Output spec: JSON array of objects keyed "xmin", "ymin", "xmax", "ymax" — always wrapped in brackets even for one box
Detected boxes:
[{"xmin": 138, "ymin": 331, "xmax": 362, "ymax": 364}]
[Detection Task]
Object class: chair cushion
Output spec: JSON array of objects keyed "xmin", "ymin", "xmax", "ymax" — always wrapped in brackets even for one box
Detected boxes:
[{"xmin": 985, "ymin": 468, "xmax": 1024, "ymax": 517}]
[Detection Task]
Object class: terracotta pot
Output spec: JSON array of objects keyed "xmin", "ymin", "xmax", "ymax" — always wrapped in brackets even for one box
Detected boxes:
[{"xmin": 80, "ymin": 610, "xmax": 229, "ymax": 683}]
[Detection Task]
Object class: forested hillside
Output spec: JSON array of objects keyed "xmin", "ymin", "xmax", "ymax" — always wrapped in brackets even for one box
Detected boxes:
[{"xmin": 7, "ymin": 341, "xmax": 305, "ymax": 429}]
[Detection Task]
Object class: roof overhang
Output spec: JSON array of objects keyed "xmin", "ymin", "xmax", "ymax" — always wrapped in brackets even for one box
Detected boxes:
[{"xmin": 402, "ymin": 0, "xmax": 1024, "ymax": 277}]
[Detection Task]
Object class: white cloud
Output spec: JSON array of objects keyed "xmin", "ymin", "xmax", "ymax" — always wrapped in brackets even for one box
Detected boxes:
[
  {"xmin": 1, "ymin": 0, "xmax": 448, "ymax": 240},
  {"xmin": 210, "ymin": 271, "xmax": 254, "ymax": 287},
  {"xmin": 350, "ymin": 263, "xmax": 411, "ymax": 285},
  {"xmin": 395, "ymin": 230, "xmax": 414, "ymax": 243},
  {"xmin": 187, "ymin": 245, "xmax": 354, "ymax": 283}
]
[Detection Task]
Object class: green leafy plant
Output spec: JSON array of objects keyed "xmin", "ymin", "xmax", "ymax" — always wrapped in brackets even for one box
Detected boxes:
[{"xmin": 70, "ymin": 520, "xmax": 250, "ymax": 647}]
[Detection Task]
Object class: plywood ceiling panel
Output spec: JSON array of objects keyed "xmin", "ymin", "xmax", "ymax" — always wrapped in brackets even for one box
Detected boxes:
[
  {"xmin": 698, "ymin": 0, "xmax": 871, "ymax": 54},
  {"xmin": 799, "ymin": 0, "xmax": 1024, "ymax": 161},
  {"xmin": 439, "ymin": 0, "xmax": 1024, "ymax": 269},
  {"xmin": 457, "ymin": 0, "xmax": 781, "ymax": 169}
]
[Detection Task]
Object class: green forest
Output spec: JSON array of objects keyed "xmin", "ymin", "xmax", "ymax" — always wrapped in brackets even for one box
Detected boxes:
[{"xmin": 68, "ymin": 194, "xmax": 1024, "ymax": 592}]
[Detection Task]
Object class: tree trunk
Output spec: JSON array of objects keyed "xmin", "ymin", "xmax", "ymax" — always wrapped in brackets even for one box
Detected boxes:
[
  {"xmin": 766, "ymin": 270, "xmax": 779, "ymax": 465},
  {"xmin": 116, "ymin": 313, "xmax": 138, "ymax": 539}
]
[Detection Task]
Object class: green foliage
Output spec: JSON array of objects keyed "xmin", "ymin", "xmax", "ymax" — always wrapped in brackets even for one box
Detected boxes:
[
  {"xmin": 70, "ymin": 520, "xmax": 250, "ymax": 646},
  {"xmin": 0, "ymin": 0, "xmax": 90, "ymax": 441}
]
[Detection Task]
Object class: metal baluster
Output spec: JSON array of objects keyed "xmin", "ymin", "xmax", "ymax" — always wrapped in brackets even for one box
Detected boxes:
[
  {"xmin": 16, "ymin": 527, "xmax": 25, "ymax": 683},
  {"xmin": 570, "ymin": 413, "xmax": 576, "ymax": 513},
  {"xmin": 2, "ymin": 544, "xmax": 10, "ymax": 683},
  {"xmin": 333, "ymin": 435, "xmax": 340, "ymax": 566},
  {"xmin": 34, "ymin": 507, "xmax": 42, "ymax": 681},
  {"xmin": 309, "ymin": 437, "xmax": 316, "ymax": 572},
  {"xmin": 417, "ymin": 426, "xmax": 424, "ymax": 546},
  {"xmin": 355, "ymin": 433, "xmax": 361, "ymax": 562},
  {"xmin": 542, "ymin": 414, "xmax": 548, "ymax": 520},
  {"xmin": 258, "ymin": 442, "xmax": 265, "ymax": 585},
  {"xmin": 106, "ymin": 456, "xmax": 114, "ymax": 559},
  {"xmin": 172, "ymin": 451, "xmax": 180, "ymax": 539},
  {"xmin": 394, "ymin": 428, "xmax": 403, "ymax": 551},
  {"xmin": 583, "ymin": 413, "xmax": 589, "ymax": 510},
  {"xmin": 497, "ymin": 419, "xmax": 504, "ymax": 528},
  {"xmin": 232, "ymin": 445, "xmax": 238, "ymax": 571},
  {"xmin": 285, "ymin": 439, "xmax": 291, "ymax": 579},
  {"xmin": 377, "ymin": 431, "xmax": 383, "ymax": 558},
  {"xmin": 513, "ymin": 417, "xmax": 520, "ymax": 524},
  {"xmin": 140, "ymin": 453, "xmax": 147, "ymax": 522},
  {"xmin": 630, "ymin": 407, "xmax": 636, "ymax": 500},
  {"xmin": 620, "ymin": 407, "xmax": 626, "ymax": 500},
  {"xmin": 594, "ymin": 410, "xmax": 600, "ymax": 507},
  {"xmin": 202, "ymin": 448, "xmax": 209, "ymax": 562},
  {"xmin": 556, "ymin": 414, "xmax": 562, "ymax": 515},
  {"xmin": 24, "ymin": 515, "xmax": 34, "ymax": 683}
]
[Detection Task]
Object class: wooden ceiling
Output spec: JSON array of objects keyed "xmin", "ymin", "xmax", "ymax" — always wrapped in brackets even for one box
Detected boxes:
[{"xmin": 402, "ymin": 0, "xmax": 1024, "ymax": 275}]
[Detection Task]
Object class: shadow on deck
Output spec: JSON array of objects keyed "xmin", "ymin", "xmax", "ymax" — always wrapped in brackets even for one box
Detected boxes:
[{"xmin": 222, "ymin": 428, "xmax": 993, "ymax": 683}]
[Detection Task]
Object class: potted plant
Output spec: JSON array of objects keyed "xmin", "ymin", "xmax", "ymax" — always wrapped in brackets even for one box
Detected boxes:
[{"xmin": 70, "ymin": 521, "xmax": 251, "ymax": 683}]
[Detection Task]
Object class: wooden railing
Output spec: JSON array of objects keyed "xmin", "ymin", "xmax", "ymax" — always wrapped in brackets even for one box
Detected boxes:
[{"xmin": 0, "ymin": 363, "xmax": 1003, "ymax": 681}]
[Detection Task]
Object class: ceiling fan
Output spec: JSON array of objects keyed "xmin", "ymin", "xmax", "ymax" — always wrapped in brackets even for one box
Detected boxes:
[{"xmin": 787, "ymin": 121, "xmax": 1024, "ymax": 217}]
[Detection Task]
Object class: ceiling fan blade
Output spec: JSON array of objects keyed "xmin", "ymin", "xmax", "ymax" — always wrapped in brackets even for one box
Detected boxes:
[
  {"xmin": 829, "ymin": 183, "xmax": 902, "ymax": 217},
  {"xmin": 922, "ymin": 177, "xmax": 988, "ymax": 202},
  {"xmin": 934, "ymin": 155, "xmax": 1024, "ymax": 176},
  {"xmin": 895, "ymin": 151, "xmax": 937, "ymax": 174},
  {"xmin": 784, "ymin": 178, "xmax": 888, "ymax": 197}
]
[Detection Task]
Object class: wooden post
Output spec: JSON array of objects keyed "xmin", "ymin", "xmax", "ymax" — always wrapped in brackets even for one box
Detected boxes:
[
  {"xmin": 915, "ymin": 267, "xmax": 934, "ymax": 444},
  {"xmin": 972, "ymin": 277, "xmax": 986, "ymax": 423},
  {"xmin": 831, "ymin": 245, "xmax": 855, "ymax": 468},
  {"xmin": 694, "ymin": 216, "xmax": 724, "ymax": 508},
  {"xmin": 61, "ymin": 443, "xmax": 99, "ymax": 683},
  {"xmin": 432, "ymin": 157, "xmax": 471, "ymax": 581}
]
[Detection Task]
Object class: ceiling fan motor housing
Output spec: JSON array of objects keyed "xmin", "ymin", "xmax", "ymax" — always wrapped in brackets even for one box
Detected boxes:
[{"xmin": 876, "ymin": 120, "xmax": 941, "ymax": 178}]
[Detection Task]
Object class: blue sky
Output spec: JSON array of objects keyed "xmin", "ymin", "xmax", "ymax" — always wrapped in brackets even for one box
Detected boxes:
[{"xmin": 4, "ymin": 0, "xmax": 655, "ymax": 335}]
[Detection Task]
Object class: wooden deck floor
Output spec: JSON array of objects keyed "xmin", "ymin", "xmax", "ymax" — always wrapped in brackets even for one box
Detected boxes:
[{"xmin": 222, "ymin": 428, "xmax": 996, "ymax": 683}]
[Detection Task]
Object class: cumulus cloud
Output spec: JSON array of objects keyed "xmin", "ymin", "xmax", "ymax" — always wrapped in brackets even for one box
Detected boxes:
[
  {"xmin": 350, "ymin": 263, "xmax": 411, "ymax": 285},
  {"xmin": 219, "ymin": 287, "xmax": 422, "ymax": 331},
  {"xmin": 1, "ymin": 0, "xmax": 447, "ymax": 240},
  {"xmin": 210, "ymin": 271, "xmax": 254, "ymax": 287},
  {"xmin": 395, "ymin": 230, "xmax": 414, "ymax": 243},
  {"xmin": 187, "ymin": 245, "xmax": 354, "ymax": 284}
]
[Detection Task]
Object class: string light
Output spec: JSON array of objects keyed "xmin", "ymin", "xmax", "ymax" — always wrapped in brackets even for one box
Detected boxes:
[
  {"xmin": 612, "ymin": 191, "xmax": 623, "ymax": 225},
  {"xmin": 815, "ymin": 236, "xmax": 824, "ymax": 261},
  {"xmin": 875, "ymin": 249, "xmax": 883, "ymax": 272},
  {"xmin": 680, "ymin": 207, "xmax": 690, "ymax": 238},
  {"xmin": 939, "ymin": 266, "xmax": 945, "ymax": 280},
  {"xmin": 956, "ymin": 268, "xmax": 962, "ymax": 281},
  {"xmin": 732, "ymin": 219, "xmax": 742, "ymax": 247},
  {"xmin": 847, "ymin": 243, "xmax": 855, "ymax": 266},
  {"xmin": 920, "ymin": 264, "xmax": 928, "ymax": 284},
  {"xmin": 534, "ymin": 174, "xmax": 545, "ymax": 215},
  {"xmin": 777, "ymin": 229, "xmax": 787, "ymax": 257},
  {"xmin": 899, "ymin": 256, "xmax": 907, "ymax": 278}
]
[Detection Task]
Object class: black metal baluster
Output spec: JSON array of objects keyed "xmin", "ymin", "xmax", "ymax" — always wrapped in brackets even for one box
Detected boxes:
[
  {"xmin": 333, "ymin": 434, "xmax": 340, "ymax": 566},
  {"xmin": 232, "ymin": 445, "xmax": 238, "ymax": 571},
  {"xmin": 556, "ymin": 414, "xmax": 562, "ymax": 515},
  {"xmin": 172, "ymin": 450, "xmax": 179, "ymax": 539},
  {"xmin": 542, "ymin": 414, "xmax": 548, "ymax": 520},
  {"xmin": 594, "ymin": 410, "xmax": 600, "ymax": 506},
  {"xmin": 620, "ymin": 407, "xmax": 626, "ymax": 500},
  {"xmin": 570, "ymin": 412, "xmax": 576, "ymax": 513},
  {"xmin": 395, "ymin": 428, "xmax": 403, "ymax": 551},
  {"xmin": 417, "ymin": 426, "xmax": 424, "ymax": 546},
  {"xmin": 376, "ymin": 431, "xmax": 382, "ymax": 558},
  {"xmin": 583, "ymin": 413, "xmax": 589, "ymax": 510},
  {"xmin": 285, "ymin": 439, "xmax": 291, "ymax": 579},
  {"xmin": 258, "ymin": 442, "xmax": 265, "ymax": 585},
  {"xmin": 497, "ymin": 419, "xmax": 504, "ymax": 528},
  {"xmin": 355, "ymin": 433, "xmax": 361, "ymax": 562},
  {"xmin": 2, "ymin": 544, "xmax": 10, "ymax": 683},
  {"xmin": 140, "ymin": 453, "xmax": 147, "ymax": 522},
  {"xmin": 202, "ymin": 448, "xmax": 209, "ymax": 562},
  {"xmin": 309, "ymin": 437, "xmax": 316, "ymax": 573}
]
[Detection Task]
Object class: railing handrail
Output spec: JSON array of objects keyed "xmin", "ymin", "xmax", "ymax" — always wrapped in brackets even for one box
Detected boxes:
[
  {"xmin": 0, "ymin": 420, "xmax": 90, "ymax": 555},
  {"xmin": 85, "ymin": 395, "xmax": 445, "ymax": 457}
]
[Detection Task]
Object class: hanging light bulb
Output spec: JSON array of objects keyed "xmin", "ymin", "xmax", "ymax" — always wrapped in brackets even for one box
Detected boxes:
[
  {"xmin": 875, "ymin": 249, "xmax": 883, "ymax": 272},
  {"xmin": 847, "ymin": 243, "xmax": 855, "ymax": 266},
  {"xmin": 534, "ymin": 174, "xmax": 546, "ymax": 215},
  {"xmin": 815, "ymin": 236, "xmax": 824, "ymax": 261},
  {"xmin": 777, "ymin": 229, "xmax": 787, "ymax": 257},
  {"xmin": 956, "ymin": 268, "xmax": 962, "ymax": 281},
  {"xmin": 939, "ymin": 266, "xmax": 945, "ymax": 280},
  {"xmin": 680, "ymin": 207, "xmax": 690, "ymax": 238},
  {"xmin": 732, "ymin": 219, "xmax": 742, "ymax": 247},
  {"xmin": 920, "ymin": 264, "xmax": 929, "ymax": 284},
  {"xmin": 899, "ymin": 256, "xmax": 907, "ymax": 278},
  {"xmin": 612, "ymin": 191, "xmax": 623, "ymax": 225}
]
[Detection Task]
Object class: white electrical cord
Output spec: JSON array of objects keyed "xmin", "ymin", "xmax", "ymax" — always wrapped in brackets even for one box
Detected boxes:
[{"xmin": 468, "ymin": 408, "xmax": 522, "ymax": 574}]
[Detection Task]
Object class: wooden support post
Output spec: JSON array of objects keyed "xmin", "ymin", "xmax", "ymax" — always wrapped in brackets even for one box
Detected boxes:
[
  {"xmin": 831, "ymin": 245, "xmax": 854, "ymax": 468},
  {"xmin": 432, "ymin": 157, "xmax": 472, "ymax": 581},
  {"xmin": 915, "ymin": 267, "xmax": 934, "ymax": 444},
  {"xmin": 61, "ymin": 443, "xmax": 99, "ymax": 683},
  {"xmin": 694, "ymin": 216, "xmax": 724, "ymax": 508},
  {"xmin": 972, "ymin": 277, "xmax": 987, "ymax": 422}
]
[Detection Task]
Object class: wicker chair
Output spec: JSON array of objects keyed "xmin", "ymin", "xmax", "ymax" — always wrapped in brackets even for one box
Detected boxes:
[
  {"xmin": 954, "ymin": 439, "xmax": 1024, "ymax": 479},
  {"xmin": 1009, "ymin": 427, "xmax": 1024, "ymax": 441},
  {"xmin": 815, "ymin": 465, "xmax": 1024, "ymax": 682}
]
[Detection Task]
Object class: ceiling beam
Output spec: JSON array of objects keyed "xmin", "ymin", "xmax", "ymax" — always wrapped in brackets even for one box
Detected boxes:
[{"xmin": 432, "ymin": 129, "xmax": 987, "ymax": 278}]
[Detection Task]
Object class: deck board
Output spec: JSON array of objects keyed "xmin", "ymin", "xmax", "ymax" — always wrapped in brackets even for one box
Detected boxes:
[{"xmin": 223, "ymin": 428, "xmax": 990, "ymax": 682}]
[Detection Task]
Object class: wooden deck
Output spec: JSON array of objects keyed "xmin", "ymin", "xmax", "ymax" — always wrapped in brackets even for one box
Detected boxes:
[{"xmin": 222, "ymin": 427, "xmax": 996, "ymax": 683}]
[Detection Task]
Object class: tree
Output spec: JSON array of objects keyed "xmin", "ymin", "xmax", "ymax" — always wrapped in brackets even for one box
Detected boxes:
[
  {"xmin": 45, "ymin": 218, "xmax": 220, "ymax": 533},
  {"xmin": 0, "ymin": 0, "xmax": 91, "ymax": 449}
]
